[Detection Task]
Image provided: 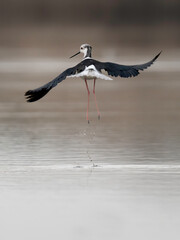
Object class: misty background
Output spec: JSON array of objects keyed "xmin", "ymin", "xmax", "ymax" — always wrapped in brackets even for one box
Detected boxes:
[
  {"xmin": 0, "ymin": 2, "xmax": 180, "ymax": 240},
  {"xmin": 0, "ymin": 0, "xmax": 179, "ymax": 55}
]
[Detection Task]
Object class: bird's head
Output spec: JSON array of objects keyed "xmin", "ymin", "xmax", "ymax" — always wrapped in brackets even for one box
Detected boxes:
[{"xmin": 70, "ymin": 44, "xmax": 92, "ymax": 59}]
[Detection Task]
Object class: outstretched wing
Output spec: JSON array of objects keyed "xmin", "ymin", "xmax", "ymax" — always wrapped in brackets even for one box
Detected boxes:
[
  {"xmin": 25, "ymin": 66, "xmax": 77, "ymax": 102},
  {"xmin": 99, "ymin": 52, "xmax": 161, "ymax": 78}
]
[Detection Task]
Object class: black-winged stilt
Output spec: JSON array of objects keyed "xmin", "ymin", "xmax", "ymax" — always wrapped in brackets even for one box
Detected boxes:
[{"xmin": 25, "ymin": 44, "xmax": 161, "ymax": 123}]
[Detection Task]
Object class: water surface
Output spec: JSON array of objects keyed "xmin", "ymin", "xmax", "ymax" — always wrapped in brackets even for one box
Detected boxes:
[{"xmin": 0, "ymin": 55, "xmax": 180, "ymax": 240}]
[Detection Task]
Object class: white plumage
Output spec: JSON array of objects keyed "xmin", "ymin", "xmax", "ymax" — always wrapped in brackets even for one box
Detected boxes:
[{"xmin": 68, "ymin": 64, "xmax": 113, "ymax": 81}]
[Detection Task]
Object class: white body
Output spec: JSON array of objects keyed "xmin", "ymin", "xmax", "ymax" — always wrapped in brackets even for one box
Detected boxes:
[{"xmin": 68, "ymin": 65, "xmax": 113, "ymax": 81}]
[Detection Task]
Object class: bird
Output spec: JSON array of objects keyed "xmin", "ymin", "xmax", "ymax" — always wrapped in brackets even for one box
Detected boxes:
[{"xmin": 25, "ymin": 44, "xmax": 161, "ymax": 123}]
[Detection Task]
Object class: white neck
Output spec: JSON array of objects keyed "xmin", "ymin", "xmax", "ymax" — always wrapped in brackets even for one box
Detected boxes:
[
  {"xmin": 82, "ymin": 47, "xmax": 92, "ymax": 58},
  {"xmin": 83, "ymin": 48, "xmax": 88, "ymax": 58}
]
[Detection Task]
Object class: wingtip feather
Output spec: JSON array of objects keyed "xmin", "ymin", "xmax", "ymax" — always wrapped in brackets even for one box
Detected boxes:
[{"xmin": 154, "ymin": 51, "xmax": 162, "ymax": 61}]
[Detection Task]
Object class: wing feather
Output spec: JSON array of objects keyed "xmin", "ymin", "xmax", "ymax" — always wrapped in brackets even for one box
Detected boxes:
[
  {"xmin": 25, "ymin": 66, "xmax": 77, "ymax": 102},
  {"xmin": 99, "ymin": 51, "xmax": 161, "ymax": 78}
]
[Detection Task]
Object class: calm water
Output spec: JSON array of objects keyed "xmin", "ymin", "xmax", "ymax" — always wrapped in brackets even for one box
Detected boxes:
[{"xmin": 0, "ymin": 55, "xmax": 180, "ymax": 240}]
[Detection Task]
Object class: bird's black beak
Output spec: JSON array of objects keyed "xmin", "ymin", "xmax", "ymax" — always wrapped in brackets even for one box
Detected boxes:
[{"xmin": 70, "ymin": 51, "xmax": 80, "ymax": 58}]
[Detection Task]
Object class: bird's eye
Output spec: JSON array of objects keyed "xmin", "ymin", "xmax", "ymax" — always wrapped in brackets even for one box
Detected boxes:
[{"xmin": 81, "ymin": 47, "xmax": 83, "ymax": 50}]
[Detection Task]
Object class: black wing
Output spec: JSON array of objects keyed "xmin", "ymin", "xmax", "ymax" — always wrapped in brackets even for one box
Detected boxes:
[
  {"xmin": 25, "ymin": 66, "xmax": 77, "ymax": 102},
  {"xmin": 99, "ymin": 52, "xmax": 161, "ymax": 78}
]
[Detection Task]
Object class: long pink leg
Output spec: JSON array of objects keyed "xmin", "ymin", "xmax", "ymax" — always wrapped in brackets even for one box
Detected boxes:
[
  {"xmin": 85, "ymin": 79, "xmax": 90, "ymax": 123},
  {"xmin": 93, "ymin": 79, "xmax": 100, "ymax": 120}
]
